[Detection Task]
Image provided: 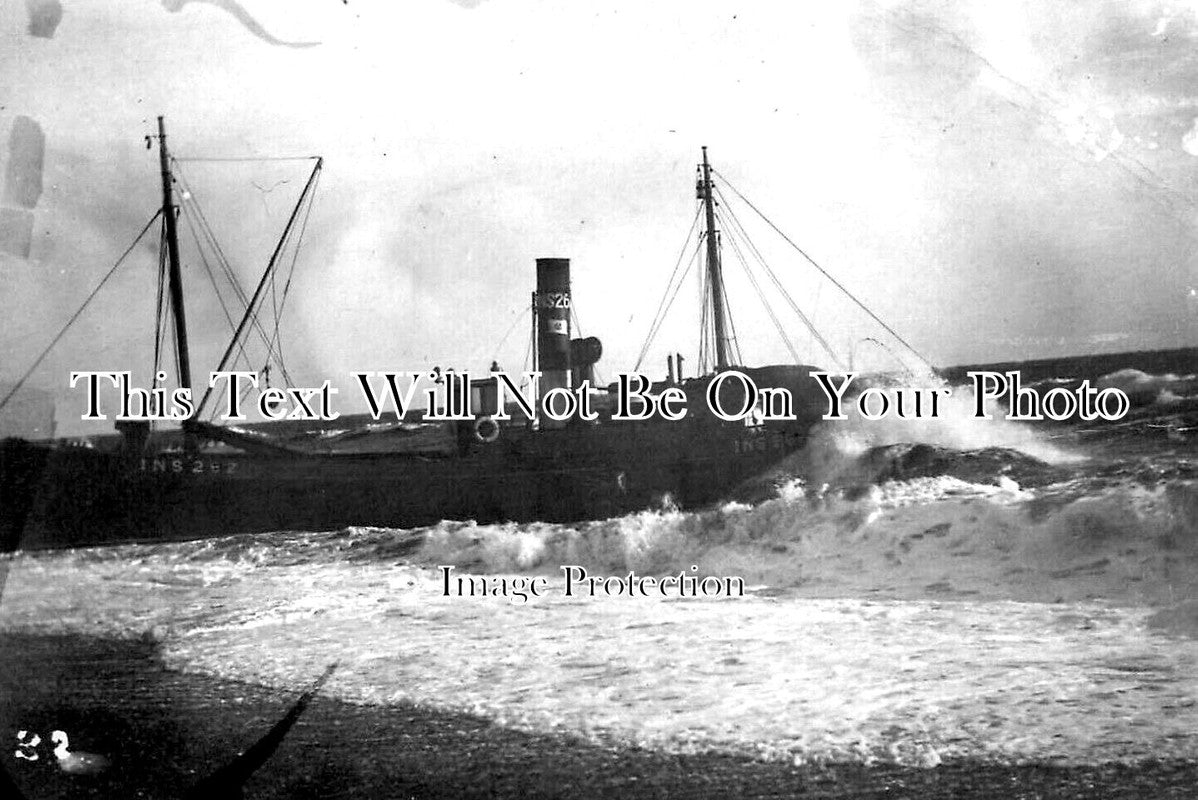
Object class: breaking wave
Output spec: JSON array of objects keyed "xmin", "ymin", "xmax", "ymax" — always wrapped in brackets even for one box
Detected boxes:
[
  {"xmin": 1096, "ymin": 368, "xmax": 1198, "ymax": 407},
  {"xmin": 23, "ymin": 377, "xmax": 1194, "ymax": 608},
  {"xmin": 5, "ymin": 359, "xmax": 1198, "ymax": 768},
  {"xmin": 7, "ymin": 470, "xmax": 1198, "ymax": 767},
  {"xmin": 408, "ymin": 472, "xmax": 1198, "ymax": 605},
  {"xmin": 29, "ymin": 469, "xmax": 1196, "ymax": 609}
]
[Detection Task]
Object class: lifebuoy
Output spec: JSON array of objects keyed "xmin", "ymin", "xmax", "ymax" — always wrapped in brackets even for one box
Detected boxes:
[{"xmin": 473, "ymin": 416, "xmax": 500, "ymax": 443}]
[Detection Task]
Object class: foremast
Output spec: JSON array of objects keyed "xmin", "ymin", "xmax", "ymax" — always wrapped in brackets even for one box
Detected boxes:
[{"xmin": 156, "ymin": 116, "xmax": 193, "ymax": 397}]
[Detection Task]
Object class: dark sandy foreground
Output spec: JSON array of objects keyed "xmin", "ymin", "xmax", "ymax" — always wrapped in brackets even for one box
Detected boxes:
[{"xmin": 1, "ymin": 633, "xmax": 1197, "ymax": 799}]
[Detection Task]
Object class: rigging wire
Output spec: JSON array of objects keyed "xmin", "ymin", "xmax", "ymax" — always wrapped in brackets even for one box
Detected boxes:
[
  {"xmin": 178, "ymin": 198, "xmax": 282, "ymax": 421},
  {"xmin": 521, "ymin": 290, "xmax": 538, "ymax": 383},
  {"xmin": 150, "ymin": 215, "xmax": 173, "ymax": 428},
  {"xmin": 197, "ymin": 157, "xmax": 323, "ymax": 417},
  {"xmin": 632, "ymin": 206, "xmax": 703, "ymax": 370},
  {"xmin": 0, "ymin": 211, "xmax": 163, "ymax": 413},
  {"xmin": 262, "ymin": 167, "xmax": 322, "ymax": 375},
  {"xmin": 489, "ymin": 306, "xmax": 531, "ymax": 367},
  {"xmin": 178, "ymin": 198, "xmax": 288, "ymax": 420},
  {"xmin": 174, "ymin": 164, "xmax": 285, "ymax": 360},
  {"xmin": 713, "ymin": 184, "xmax": 843, "ymax": 368},
  {"xmin": 714, "ymin": 243, "xmax": 743, "ymax": 366},
  {"xmin": 173, "ymin": 156, "xmax": 321, "ymax": 163},
  {"xmin": 636, "ymin": 237, "xmax": 703, "ymax": 373},
  {"xmin": 713, "ymin": 167, "xmax": 936, "ymax": 373},
  {"xmin": 184, "ymin": 213, "xmax": 264, "ymax": 421},
  {"xmin": 717, "ymin": 209, "xmax": 802, "ymax": 364},
  {"xmin": 172, "ymin": 164, "xmax": 249, "ymax": 305},
  {"xmin": 171, "ymin": 314, "xmax": 182, "ymax": 396},
  {"xmin": 173, "ymin": 160, "xmax": 301, "ymax": 390},
  {"xmin": 697, "ymin": 248, "xmax": 711, "ymax": 373},
  {"xmin": 180, "ymin": 203, "xmax": 253, "ymax": 361},
  {"xmin": 152, "ymin": 213, "xmax": 169, "ymax": 390},
  {"xmin": 228, "ymin": 159, "xmax": 325, "ymax": 393}
]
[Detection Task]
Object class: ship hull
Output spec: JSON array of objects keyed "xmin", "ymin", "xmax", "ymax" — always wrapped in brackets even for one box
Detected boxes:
[{"xmin": 2, "ymin": 415, "xmax": 814, "ymax": 551}]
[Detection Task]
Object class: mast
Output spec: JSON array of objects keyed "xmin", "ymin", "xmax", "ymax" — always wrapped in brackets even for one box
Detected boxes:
[
  {"xmin": 699, "ymin": 146, "xmax": 731, "ymax": 369},
  {"xmin": 157, "ymin": 115, "xmax": 193, "ymax": 397}
]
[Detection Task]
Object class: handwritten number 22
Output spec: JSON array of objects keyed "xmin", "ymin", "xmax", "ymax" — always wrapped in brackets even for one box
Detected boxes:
[{"xmin": 14, "ymin": 730, "xmax": 41, "ymax": 761}]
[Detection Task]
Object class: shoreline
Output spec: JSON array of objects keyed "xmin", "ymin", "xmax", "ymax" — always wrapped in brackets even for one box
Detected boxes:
[{"xmin": 3, "ymin": 632, "xmax": 1198, "ymax": 799}]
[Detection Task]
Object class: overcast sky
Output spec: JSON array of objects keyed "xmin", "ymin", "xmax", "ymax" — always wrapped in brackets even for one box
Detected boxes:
[{"xmin": 3, "ymin": 0, "xmax": 1197, "ymax": 427}]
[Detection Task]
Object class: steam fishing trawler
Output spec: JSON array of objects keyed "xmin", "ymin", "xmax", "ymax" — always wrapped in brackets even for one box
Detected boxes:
[{"xmin": 0, "ymin": 120, "xmax": 880, "ymax": 551}]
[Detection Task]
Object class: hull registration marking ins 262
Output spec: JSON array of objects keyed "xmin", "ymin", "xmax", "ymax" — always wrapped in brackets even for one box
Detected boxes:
[{"xmin": 138, "ymin": 458, "xmax": 238, "ymax": 475}]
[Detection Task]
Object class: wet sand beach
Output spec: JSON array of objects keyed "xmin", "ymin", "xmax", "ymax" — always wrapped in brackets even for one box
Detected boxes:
[{"xmin": 3, "ymin": 632, "xmax": 1198, "ymax": 800}]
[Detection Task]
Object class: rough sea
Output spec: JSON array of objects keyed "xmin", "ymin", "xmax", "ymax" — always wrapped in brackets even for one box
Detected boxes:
[{"xmin": 2, "ymin": 349, "xmax": 1197, "ymax": 771}]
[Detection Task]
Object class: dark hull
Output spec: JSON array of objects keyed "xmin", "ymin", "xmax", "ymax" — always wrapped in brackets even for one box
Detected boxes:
[{"xmin": 2, "ymin": 415, "xmax": 815, "ymax": 552}]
